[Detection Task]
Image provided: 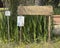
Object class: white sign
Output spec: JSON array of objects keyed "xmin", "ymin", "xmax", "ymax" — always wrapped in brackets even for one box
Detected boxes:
[
  {"xmin": 5, "ymin": 11, "xmax": 11, "ymax": 16},
  {"xmin": 17, "ymin": 16, "xmax": 24, "ymax": 26}
]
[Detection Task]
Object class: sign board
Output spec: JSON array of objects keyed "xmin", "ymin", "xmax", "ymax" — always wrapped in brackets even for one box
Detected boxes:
[
  {"xmin": 5, "ymin": 11, "xmax": 11, "ymax": 16},
  {"xmin": 53, "ymin": 15, "xmax": 60, "ymax": 25},
  {"xmin": 18, "ymin": 6, "xmax": 53, "ymax": 15},
  {"xmin": 17, "ymin": 16, "xmax": 24, "ymax": 27}
]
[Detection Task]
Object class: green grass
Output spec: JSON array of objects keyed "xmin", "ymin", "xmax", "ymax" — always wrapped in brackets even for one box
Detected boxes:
[
  {"xmin": 18, "ymin": 41, "xmax": 60, "ymax": 48},
  {"xmin": 0, "ymin": 41, "xmax": 60, "ymax": 48}
]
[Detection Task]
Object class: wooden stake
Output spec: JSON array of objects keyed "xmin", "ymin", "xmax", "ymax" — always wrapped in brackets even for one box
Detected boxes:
[
  {"xmin": 7, "ymin": 16, "xmax": 10, "ymax": 42},
  {"xmin": 20, "ymin": 27, "xmax": 22, "ymax": 44},
  {"xmin": 48, "ymin": 16, "xmax": 51, "ymax": 42}
]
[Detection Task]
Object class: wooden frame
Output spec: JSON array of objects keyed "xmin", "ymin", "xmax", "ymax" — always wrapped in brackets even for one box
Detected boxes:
[{"xmin": 17, "ymin": 6, "xmax": 53, "ymax": 42}]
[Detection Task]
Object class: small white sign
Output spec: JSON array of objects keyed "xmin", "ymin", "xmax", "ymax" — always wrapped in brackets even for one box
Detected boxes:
[
  {"xmin": 5, "ymin": 11, "xmax": 11, "ymax": 16},
  {"xmin": 17, "ymin": 16, "xmax": 24, "ymax": 26}
]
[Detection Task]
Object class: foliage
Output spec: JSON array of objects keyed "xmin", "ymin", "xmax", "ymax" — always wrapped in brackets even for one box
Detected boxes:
[
  {"xmin": 54, "ymin": 7, "xmax": 60, "ymax": 14},
  {"xmin": 0, "ymin": 0, "xmax": 60, "ymax": 44}
]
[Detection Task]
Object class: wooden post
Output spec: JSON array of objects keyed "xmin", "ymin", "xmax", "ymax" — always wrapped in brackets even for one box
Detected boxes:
[
  {"xmin": 48, "ymin": 16, "xmax": 51, "ymax": 42},
  {"xmin": 7, "ymin": 16, "xmax": 10, "ymax": 42},
  {"xmin": 20, "ymin": 27, "xmax": 22, "ymax": 43}
]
